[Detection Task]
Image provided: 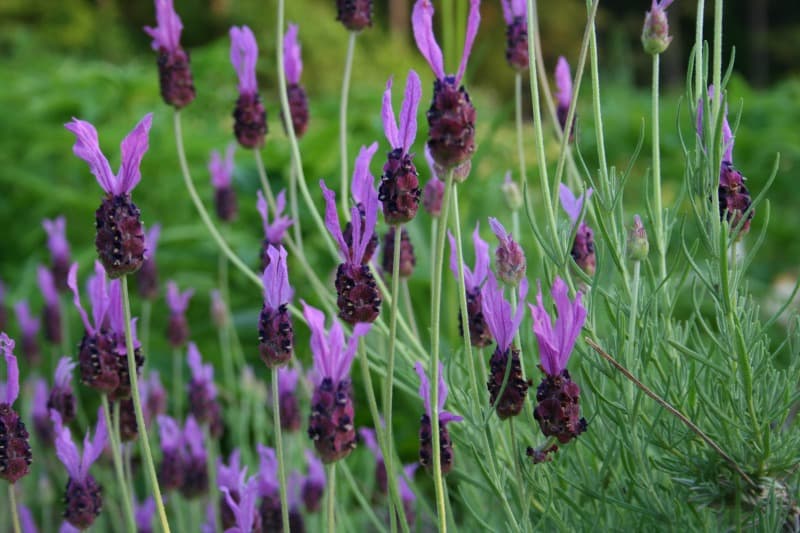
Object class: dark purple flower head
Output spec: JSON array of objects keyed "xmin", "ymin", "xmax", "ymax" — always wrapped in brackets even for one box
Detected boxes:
[
  {"xmin": 47, "ymin": 357, "xmax": 77, "ymax": 426},
  {"xmin": 336, "ymin": 0, "xmax": 373, "ymax": 31},
  {"xmin": 180, "ymin": 415, "xmax": 209, "ymax": 498},
  {"xmin": 65, "ymin": 114, "xmax": 152, "ymax": 197},
  {"xmin": 642, "ymin": 0, "xmax": 674, "ymax": 54},
  {"xmin": 501, "ymin": 0, "xmax": 528, "ymax": 71},
  {"xmin": 166, "ymin": 281, "xmax": 193, "ymax": 315},
  {"xmin": 489, "ymin": 217, "xmax": 526, "ymax": 287},
  {"xmin": 301, "ymin": 449, "xmax": 325, "ymax": 512},
  {"xmin": 222, "ymin": 473, "xmax": 259, "ymax": 533},
  {"xmin": 412, "ymin": 0, "xmax": 481, "ymax": 86},
  {"xmin": 382, "ymin": 71, "xmax": 421, "ymax": 154},
  {"xmin": 230, "ymin": 26, "xmax": 259, "ymax": 97},
  {"xmin": 141, "ymin": 371, "xmax": 166, "ymax": 426},
  {"xmin": 481, "ymin": 272, "xmax": 528, "ymax": 353},
  {"xmin": 259, "ymin": 245, "xmax": 294, "ymax": 368},
  {"xmin": 257, "ymin": 190, "xmax": 293, "ymax": 248},
  {"xmin": 137, "ymin": 223, "xmax": 161, "ymax": 300},
  {"xmin": 1, "ymin": 334, "xmax": 20, "ymax": 406},
  {"xmin": 529, "ymin": 277, "xmax": 586, "ymax": 377},
  {"xmin": 0, "ymin": 334, "xmax": 31, "ymax": 484},
  {"xmin": 209, "ymin": 144, "xmax": 236, "ymax": 190},
  {"xmin": 414, "ymin": 362, "xmax": 461, "ymax": 425},
  {"xmin": 134, "ymin": 496, "xmax": 156, "ymax": 533},
  {"xmin": 422, "ymin": 147, "xmax": 445, "ymax": 217},
  {"xmin": 144, "ymin": 0, "xmax": 183, "ymax": 54},
  {"xmin": 555, "ymin": 57, "xmax": 576, "ymax": 140},
  {"xmin": 284, "ymin": 24, "xmax": 303, "ymax": 85},
  {"xmin": 448, "ymin": 223, "xmax": 490, "ymax": 293},
  {"xmin": 52, "ymin": 407, "xmax": 107, "ymax": 483},
  {"xmin": 43, "ymin": 216, "xmax": 71, "ymax": 288},
  {"xmin": 304, "ymin": 303, "xmax": 370, "ymax": 385}
]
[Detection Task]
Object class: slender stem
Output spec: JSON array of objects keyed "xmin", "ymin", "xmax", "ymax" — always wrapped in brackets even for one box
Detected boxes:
[
  {"xmin": 8, "ymin": 485, "xmax": 20, "ymax": 533},
  {"xmin": 326, "ymin": 464, "xmax": 337, "ymax": 533},
  {"xmin": 585, "ymin": 337, "xmax": 758, "ymax": 489},
  {"xmin": 383, "ymin": 226, "xmax": 405, "ymax": 533},
  {"xmin": 402, "ymin": 280, "xmax": 420, "ymax": 340},
  {"xmin": 204, "ymin": 426, "xmax": 221, "ymax": 533},
  {"xmin": 173, "ymin": 348, "xmax": 183, "ymax": 418},
  {"xmin": 340, "ymin": 462, "xmax": 389, "ymax": 533},
  {"xmin": 508, "ymin": 418, "xmax": 527, "ymax": 527},
  {"xmin": 693, "ymin": 0, "xmax": 705, "ymax": 150},
  {"xmin": 101, "ymin": 395, "xmax": 136, "ymax": 533},
  {"xmin": 514, "ymin": 72, "xmax": 528, "ymax": 191},
  {"xmin": 254, "ymin": 149, "xmax": 278, "ymax": 214},
  {"xmin": 429, "ymin": 170, "xmax": 455, "ymax": 533},
  {"xmin": 651, "ymin": 54, "xmax": 667, "ymax": 284},
  {"xmin": 173, "ymin": 111, "xmax": 262, "ymax": 288},
  {"xmin": 121, "ymin": 276, "xmax": 171, "ymax": 533},
  {"xmin": 140, "ymin": 300, "xmax": 151, "ymax": 357},
  {"xmin": 339, "ymin": 32, "xmax": 357, "ymax": 219},
  {"xmin": 289, "ymin": 159, "xmax": 304, "ymax": 249},
  {"xmin": 271, "ymin": 370, "xmax": 291, "ymax": 532},
  {"xmin": 625, "ymin": 261, "xmax": 641, "ymax": 369}
]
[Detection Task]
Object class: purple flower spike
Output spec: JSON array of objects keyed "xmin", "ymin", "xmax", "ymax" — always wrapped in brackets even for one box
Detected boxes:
[
  {"xmin": 105, "ymin": 280, "xmax": 145, "ymax": 401},
  {"xmin": 48, "ymin": 357, "xmax": 78, "ymax": 426},
  {"xmin": 166, "ymin": 281, "xmax": 194, "ymax": 315},
  {"xmin": 186, "ymin": 343, "xmax": 223, "ymax": 436},
  {"xmin": 414, "ymin": 362, "xmax": 461, "ymax": 424},
  {"xmin": 0, "ymin": 334, "xmax": 31, "ymax": 484},
  {"xmin": 14, "ymin": 301, "xmax": 41, "ymax": 362},
  {"xmin": 382, "ymin": 71, "xmax": 422, "ymax": 152},
  {"xmin": 37, "ymin": 265, "xmax": 62, "ymax": 342},
  {"xmin": 337, "ymin": 0, "xmax": 373, "ymax": 31},
  {"xmin": 222, "ymin": 474, "xmax": 260, "ymax": 533},
  {"xmin": 414, "ymin": 361, "xmax": 461, "ymax": 475},
  {"xmin": 217, "ymin": 450, "xmax": 245, "ymax": 530},
  {"xmin": 257, "ymin": 190, "xmax": 293, "ymax": 269},
  {"xmin": 43, "ymin": 216, "xmax": 71, "ymax": 290},
  {"xmin": 284, "ymin": 24, "xmax": 303, "ymax": 85},
  {"xmin": 489, "ymin": 217, "xmax": 526, "ymax": 287},
  {"xmin": 257, "ymin": 444, "xmax": 279, "ymax": 497},
  {"xmin": 555, "ymin": 57, "xmax": 576, "ymax": 140},
  {"xmin": 642, "ymin": 0, "xmax": 674, "ymax": 54},
  {"xmin": 144, "ymin": 0, "xmax": 196, "ymax": 108},
  {"xmin": 261, "ymin": 244, "xmax": 293, "ymax": 309},
  {"xmin": 1, "ymin": 333, "xmax": 20, "ymax": 405},
  {"xmin": 166, "ymin": 280, "xmax": 193, "ymax": 348},
  {"xmin": 209, "ymin": 144, "xmax": 238, "ymax": 223},
  {"xmin": 501, "ymin": 0, "xmax": 526, "ymax": 24},
  {"xmin": 141, "ymin": 371, "xmax": 166, "ymax": 427},
  {"xmin": 181, "ymin": 415, "xmax": 210, "ymax": 499},
  {"xmin": 259, "ymin": 245, "xmax": 294, "ymax": 369},
  {"xmin": 482, "ymin": 274, "xmax": 528, "ymax": 354},
  {"xmin": 230, "ymin": 26, "xmax": 259, "ymax": 96},
  {"xmin": 559, "ymin": 184, "xmax": 596, "ymax": 274},
  {"xmin": 156, "ymin": 414, "xmax": 184, "ymax": 490},
  {"xmin": 134, "ymin": 497, "xmax": 156, "ymax": 533},
  {"xmin": 448, "ymin": 225, "xmax": 492, "ymax": 347},
  {"xmin": 359, "ymin": 426, "xmax": 387, "ymax": 495},
  {"xmin": 501, "ymin": 0, "xmax": 528, "ymax": 71},
  {"xmin": 137, "ymin": 223, "xmax": 162, "ymax": 300},
  {"xmin": 529, "ymin": 277, "xmax": 586, "ymax": 377},
  {"xmin": 302, "ymin": 449, "xmax": 325, "ymax": 512},
  {"xmin": 559, "ymin": 184, "xmax": 592, "ymax": 226}
]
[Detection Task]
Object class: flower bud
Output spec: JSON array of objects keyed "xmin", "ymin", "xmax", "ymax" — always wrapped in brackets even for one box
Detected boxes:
[
  {"xmin": 627, "ymin": 215, "xmax": 649, "ymax": 261},
  {"xmin": 501, "ymin": 175, "xmax": 524, "ymax": 212},
  {"xmin": 641, "ymin": 0, "xmax": 674, "ymax": 55}
]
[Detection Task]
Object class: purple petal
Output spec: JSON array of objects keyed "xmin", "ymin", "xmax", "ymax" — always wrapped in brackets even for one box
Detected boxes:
[
  {"xmin": 488, "ymin": 217, "xmax": 510, "ymax": 247},
  {"xmin": 217, "ymin": 449, "xmax": 244, "ymax": 491},
  {"xmin": 456, "ymin": 0, "xmax": 482, "ymax": 85},
  {"xmin": 320, "ymin": 181, "xmax": 348, "ymax": 261},
  {"xmin": 471, "ymin": 223, "xmax": 490, "ymax": 288},
  {"xmin": 106, "ymin": 280, "xmax": 125, "ymax": 345},
  {"xmin": 80, "ymin": 407, "xmax": 108, "ymax": 480},
  {"xmin": 183, "ymin": 415, "xmax": 206, "ymax": 459},
  {"xmin": 37, "ymin": 266, "xmax": 58, "ymax": 306},
  {"xmin": 0, "ymin": 333, "xmax": 19, "ymax": 404},
  {"xmin": 335, "ymin": 322, "xmax": 370, "ymax": 383},
  {"xmin": 555, "ymin": 57, "xmax": 573, "ymax": 109},
  {"xmin": 262, "ymin": 245, "xmax": 293, "ymax": 309},
  {"xmin": 134, "ymin": 497, "xmax": 156, "ymax": 532},
  {"xmin": 512, "ymin": 0, "xmax": 526, "ymax": 17},
  {"xmin": 18, "ymin": 504, "xmax": 37, "ymax": 533},
  {"xmin": 436, "ymin": 361, "xmax": 449, "ymax": 412},
  {"xmin": 412, "ymin": 0, "xmax": 445, "ymax": 80},
  {"xmin": 501, "ymin": 0, "xmax": 513, "ymax": 24},
  {"xmin": 424, "ymin": 144, "xmax": 439, "ymax": 179},
  {"xmin": 257, "ymin": 444, "xmax": 279, "ymax": 496},
  {"xmin": 530, "ymin": 281, "xmax": 558, "ymax": 375},
  {"xmin": 439, "ymin": 411, "xmax": 463, "ymax": 425},
  {"xmin": 414, "ymin": 361, "xmax": 431, "ymax": 417},
  {"xmin": 358, "ymin": 427, "xmax": 382, "ymax": 459},
  {"xmin": 67, "ymin": 263, "xmax": 92, "ymax": 334},
  {"xmin": 302, "ymin": 302, "xmax": 331, "ymax": 382},
  {"xmin": 351, "ymin": 142, "xmax": 379, "ymax": 207},
  {"xmin": 722, "ymin": 106, "xmax": 734, "ymax": 163},
  {"xmin": 51, "ymin": 409, "xmax": 81, "ymax": 479},
  {"xmin": 143, "ymin": 0, "xmax": 183, "ymax": 52},
  {"xmin": 166, "ymin": 281, "xmax": 194, "ymax": 314},
  {"xmin": 145, "ymin": 223, "xmax": 162, "ymax": 259},
  {"xmin": 480, "ymin": 272, "xmax": 513, "ymax": 351},
  {"xmin": 87, "ymin": 261, "xmax": 110, "ymax": 332},
  {"xmin": 511, "ymin": 278, "xmax": 529, "ymax": 340},
  {"xmin": 54, "ymin": 357, "xmax": 76, "ymax": 389},
  {"xmin": 283, "ymin": 23, "xmax": 303, "ymax": 85},
  {"xmin": 447, "ymin": 231, "xmax": 466, "ymax": 287},
  {"xmin": 32, "ymin": 378, "xmax": 49, "ymax": 418},
  {"xmin": 277, "ymin": 366, "xmax": 299, "ymax": 396},
  {"xmin": 399, "ymin": 70, "xmax": 422, "ymax": 151},
  {"xmin": 230, "ymin": 26, "xmax": 259, "ymax": 95},
  {"xmin": 304, "ymin": 449, "xmax": 325, "ymax": 487},
  {"xmin": 209, "ymin": 144, "xmax": 236, "ymax": 188},
  {"xmin": 118, "ymin": 113, "xmax": 153, "ymax": 194},
  {"xmin": 64, "ymin": 118, "xmax": 115, "ymax": 194},
  {"xmin": 552, "ymin": 277, "xmax": 586, "ymax": 372},
  {"xmin": 157, "ymin": 415, "xmax": 182, "ymax": 451},
  {"xmin": 398, "ymin": 463, "xmax": 418, "ymax": 503},
  {"xmin": 14, "ymin": 301, "xmax": 39, "ymax": 338},
  {"xmin": 382, "ymin": 76, "xmax": 401, "ymax": 148},
  {"xmin": 42, "ymin": 216, "xmax": 70, "ymax": 262}
]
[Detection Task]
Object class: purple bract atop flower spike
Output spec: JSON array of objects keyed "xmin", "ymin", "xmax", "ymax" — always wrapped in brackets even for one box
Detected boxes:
[
  {"xmin": 43, "ymin": 216, "xmax": 71, "ymax": 290},
  {"xmin": 529, "ymin": 277, "xmax": 587, "ymax": 377},
  {"xmin": 54, "ymin": 356, "xmax": 76, "ymax": 389},
  {"xmin": 501, "ymin": 0, "xmax": 526, "ymax": 24},
  {"xmin": 304, "ymin": 303, "xmax": 370, "ymax": 385},
  {"xmin": 482, "ymin": 273, "xmax": 528, "ymax": 353},
  {"xmin": 448, "ymin": 223, "xmax": 489, "ymax": 293},
  {"xmin": 559, "ymin": 183, "xmax": 593, "ymax": 226},
  {"xmin": 166, "ymin": 280, "xmax": 193, "ymax": 348},
  {"xmin": 187, "ymin": 343, "xmax": 223, "ymax": 437},
  {"xmin": 555, "ymin": 57, "xmax": 576, "ymax": 140},
  {"xmin": 262, "ymin": 245, "xmax": 293, "ymax": 309},
  {"xmin": 259, "ymin": 245, "xmax": 294, "ymax": 368},
  {"xmin": 183, "ymin": 415, "xmax": 206, "ymax": 461},
  {"xmin": 489, "ymin": 217, "xmax": 527, "ymax": 287},
  {"xmin": 382, "ymin": 71, "xmax": 421, "ymax": 153},
  {"xmin": 180, "ymin": 415, "xmax": 210, "ymax": 499},
  {"xmin": 65, "ymin": 114, "xmax": 152, "ymax": 197},
  {"xmin": 144, "ymin": 0, "xmax": 182, "ymax": 53},
  {"xmin": 13, "ymin": 301, "xmax": 39, "ymax": 341},
  {"xmin": 166, "ymin": 281, "xmax": 194, "ymax": 315},
  {"xmin": 134, "ymin": 496, "xmax": 156, "ymax": 533},
  {"xmin": 52, "ymin": 406, "xmax": 107, "ymax": 484},
  {"xmin": 257, "ymin": 190, "xmax": 293, "ymax": 253},
  {"xmin": 68, "ymin": 262, "xmax": 107, "ymax": 336},
  {"xmin": 277, "ymin": 366, "xmax": 300, "ymax": 397},
  {"xmin": 1, "ymin": 334, "xmax": 20, "ymax": 406},
  {"xmin": 144, "ymin": 0, "xmax": 196, "ymax": 108},
  {"xmin": 501, "ymin": 0, "xmax": 528, "ymax": 71},
  {"xmin": 50, "ymin": 357, "xmax": 78, "ymax": 426},
  {"xmin": 229, "ymin": 26, "xmax": 259, "ymax": 96},
  {"xmin": 699, "ymin": 87, "xmax": 734, "ymax": 164},
  {"xmin": 560, "ymin": 184, "xmax": 596, "ymax": 274},
  {"xmin": 218, "ymin": 449, "xmax": 243, "ymax": 492},
  {"xmin": 350, "ymin": 142, "xmax": 380, "ymax": 209},
  {"xmin": 209, "ymin": 144, "xmax": 236, "ymax": 189},
  {"xmin": 222, "ymin": 474, "xmax": 259, "ymax": 533},
  {"xmin": 284, "ymin": 24, "xmax": 303, "ymax": 85},
  {"xmin": 157, "ymin": 414, "xmax": 182, "ymax": 451},
  {"xmin": 256, "ymin": 444, "xmax": 279, "ymax": 497},
  {"xmin": 414, "ymin": 362, "xmax": 462, "ymax": 424},
  {"xmin": 187, "ymin": 342, "xmax": 217, "ymax": 399},
  {"xmin": 398, "ymin": 463, "xmax": 419, "ymax": 524}
]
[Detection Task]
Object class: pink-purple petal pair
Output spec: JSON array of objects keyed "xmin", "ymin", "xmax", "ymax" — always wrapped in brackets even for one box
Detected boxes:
[
  {"xmin": 257, "ymin": 190, "xmax": 293, "ymax": 269},
  {"xmin": 38, "ymin": 264, "xmax": 64, "ymax": 344},
  {"xmin": 66, "ymin": 114, "xmax": 152, "ymax": 278},
  {"xmin": 448, "ymin": 224, "xmax": 493, "ymax": 347},
  {"xmin": 144, "ymin": 0, "xmax": 196, "ymax": 108},
  {"xmin": 43, "ymin": 216, "xmax": 72, "ymax": 291},
  {"xmin": 230, "ymin": 26, "xmax": 267, "ymax": 148},
  {"xmin": 555, "ymin": 57, "xmax": 576, "ymax": 141},
  {"xmin": 501, "ymin": 0, "xmax": 529, "ymax": 71},
  {"xmin": 560, "ymin": 184, "xmax": 596, "ymax": 275},
  {"xmin": 283, "ymin": 23, "xmax": 310, "ymax": 138},
  {"xmin": 414, "ymin": 361, "xmax": 461, "ymax": 475},
  {"xmin": 259, "ymin": 245, "xmax": 294, "ymax": 368},
  {"xmin": 209, "ymin": 144, "xmax": 238, "ymax": 222},
  {"xmin": 0, "ymin": 333, "xmax": 31, "ymax": 485},
  {"xmin": 166, "ymin": 280, "xmax": 193, "ymax": 348}
]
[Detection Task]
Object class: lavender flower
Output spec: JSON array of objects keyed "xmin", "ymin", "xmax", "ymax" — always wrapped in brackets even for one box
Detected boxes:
[
  {"xmin": 501, "ymin": 171, "xmax": 523, "ymax": 211},
  {"xmin": 218, "ymin": 449, "xmax": 245, "ymax": 529},
  {"xmin": 283, "ymin": 24, "xmax": 310, "ymax": 138},
  {"xmin": 257, "ymin": 190, "xmax": 293, "ymax": 271},
  {"xmin": 65, "ymin": 114, "xmax": 152, "ymax": 278},
  {"xmin": 422, "ymin": 146, "xmax": 445, "ymax": 217},
  {"xmin": 301, "ymin": 449, "xmax": 325, "ymax": 513},
  {"xmin": 166, "ymin": 280, "xmax": 193, "ymax": 348},
  {"xmin": 106, "ymin": 279, "xmax": 145, "ymax": 401},
  {"xmin": 14, "ymin": 301, "xmax": 41, "ymax": 362},
  {"xmin": 322, "ymin": 144, "xmax": 383, "ymax": 324},
  {"xmin": 137, "ymin": 223, "xmax": 161, "ymax": 300},
  {"xmin": 287, "ymin": 471, "xmax": 306, "ymax": 531},
  {"xmin": 336, "ymin": 0, "xmax": 373, "ymax": 31},
  {"xmin": 379, "ymin": 70, "xmax": 422, "ymax": 224},
  {"xmin": 528, "ymin": 277, "xmax": 588, "ymax": 446},
  {"xmin": 222, "ymin": 472, "xmax": 261, "ymax": 533},
  {"xmin": 134, "ymin": 496, "xmax": 156, "ymax": 533},
  {"xmin": 489, "ymin": 217, "xmax": 526, "ymax": 287},
  {"xmin": 501, "ymin": 0, "xmax": 528, "ymax": 71},
  {"xmin": 359, "ymin": 426, "xmax": 387, "ymax": 495},
  {"xmin": 0, "ymin": 334, "xmax": 32, "ymax": 483},
  {"xmin": 144, "ymin": 0, "xmax": 196, "ymax": 108},
  {"xmin": 448, "ymin": 224, "xmax": 493, "ymax": 347},
  {"xmin": 642, "ymin": 0, "xmax": 674, "ymax": 55},
  {"xmin": 256, "ymin": 444, "xmax": 282, "ymax": 529},
  {"xmin": 181, "ymin": 415, "xmax": 209, "ymax": 498},
  {"xmin": 209, "ymin": 144, "xmax": 238, "ymax": 223},
  {"xmin": 69, "ymin": 262, "xmax": 120, "ymax": 394},
  {"xmin": 305, "ymin": 303, "xmax": 371, "ymax": 462},
  {"xmin": 482, "ymin": 272, "xmax": 530, "ymax": 419},
  {"xmin": 157, "ymin": 415, "xmax": 184, "ymax": 490},
  {"xmin": 415, "ymin": 361, "xmax": 462, "ymax": 475},
  {"xmin": 277, "ymin": 366, "xmax": 301, "ymax": 431},
  {"xmin": 52, "ymin": 407, "xmax": 107, "ymax": 529},
  {"xmin": 18, "ymin": 503, "xmax": 38, "ymax": 533},
  {"xmin": 32, "ymin": 378, "xmax": 53, "ymax": 445},
  {"xmin": 412, "ymin": 0, "xmax": 481, "ymax": 175},
  {"xmin": 43, "ymin": 216, "xmax": 71, "ymax": 291},
  {"xmin": 559, "ymin": 184, "xmax": 596, "ymax": 276},
  {"xmin": 187, "ymin": 343, "xmax": 223, "ymax": 437},
  {"xmin": 230, "ymin": 26, "xmax": 267, "ymax": 149},
  {"xmin": 47, "ymin": 357, "xmax": 77, "ymax": 426},
  {"xmin": 555, "ymin": 57, "xmax": 576, "ymax": 141},
  {"xmin": 381, "ymin": 227, "xmax": 416, "ymax": 279},
  {"xmin": 397, "ymin": 464, "xmax": 419, "ymax": 526},
  {"xmin": 259, "ymin": 245, "xmax": 294, "ymax": 369}
]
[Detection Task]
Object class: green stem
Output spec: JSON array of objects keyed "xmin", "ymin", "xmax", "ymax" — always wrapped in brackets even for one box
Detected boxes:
[
  {"xmin": 8, "ymin": 485, "xmax": 20, "ymax": 533},
  {"xmin": 430, "ymin": 170, "xmax": 455, "ymax": 533},
  {"xmin": 289, "ymin": 159, "xmax": 304, "ymax": 249},
  {"xmin": 339, "ymin": 32, "xmax": 357, "ymax": 219},
  {"xmin": 508, "ymin": 418, "xmax": 527, "ymax": 528},
  {"xmin": 326, "ymin": 464, "xmax": 336, "ymax": 533},
  {"xmin": 514, "ymin": 73, "xmax": 527, "ymax": 191},
  {"xmin": 625, "ymin": 261, "xmax": 641, "ymax": 370},
  {"xmin": 140, "ymin": 300, "xmax": 152, "ymax": 357},
  {"xmin": 651, "ymin": 54, "xmax": 667, "ymax": 285},
  {"xmin": 173, "ymin": 111, "xmax": 262, "ymax": 288},
  {"xmin": 204, "ymin": 427, "xmax": 221, "ymax": 533},
  {"xmin": 173, "ymin": 348, "xmax": 183, "ymax": 418},
  {"xmin": 402, "ymin": 280, "xmax": 420, "ymax": 340},
  {"xmin": 271, "ymin": 370, "xmax": 291, "ymax": 533},
  {"xmin": 101, "ymin": 395, "xmax": 136, "ymax": 533},
  {"xmin": 254, "ymin": 149, "xmax": 278, "ymax": 214},
  {"xmin": 340, "ymin": 462, "xmax": 389, "ymax": 533},
  {"xmin": 121, "ymin": 276, "xmax": 170, "ymax": 533}
]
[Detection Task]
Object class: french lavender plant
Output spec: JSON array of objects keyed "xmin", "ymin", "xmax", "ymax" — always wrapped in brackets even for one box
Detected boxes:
[
  {"xmin": 448, "ymin": 224, "xmax": 492, "ymax": 347},
  {"xmin": 559, "ymin": 184, "xmax": 596, "ymax": 276},
  {"xmin": 258, "ymin": 245, "xmax": 294, "ymax": 368},
  {"xmin": 301, "ymin": 449, "xmax": 325, "ymax": 513},
  {"xmin": 230, "ymin": 26, "xmax": 267, "ymax": 149},
  {"xmin": 144, "ymin": 0, "xmax": 196, "ymax": 108},
  {"xmin": 47, "ymin": 357, "xmax": 78, "ymax": 426},
  {"xmin": 415, "ymin": 361, "xmax": 462, "ymax": 475},
  {"xmin": 51, "ymin": 408, "xmax": 107, "ymax": 530},
  {"xmin": 43, "ymin": 216, "xmax": 72, "ymax": 291},
  {"xmin": 165, "ymin": 280, "xmax": 193, "ymax": 348},
  {"xmin": 256, "ymin": 191, "xmax": 293, "ymax": 271},
  {"xmin": 412, "ymin": 0, "xmax": 481, "ymax": 178},
  {"xmin": 501, "ymin": 0, "xmax": 528, "ymax": 71},
  {"xmin": 13, "ymin": 301, "xmax": 41, "ymax": 362},
  {"xmin": 209, "ymin": 144, "xmax": 238, "ymax": 223},
  {"xmin": 0, "ymin": 334, "xmax": 32, "ymax": 484},
  {"xmin": 381, "ymin": 227, "xmax": 416, "ymax": 279},
  {"xmin": 283, "ymin": 24, "xmax": 310, "ymax": 138},
  {"xmin": 276, "ymin": 366, "xmax": 301, "ymax": 431},
  {"xmin": 336, "ymin": 0, "xmax": 372, "ymax": 31}
]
